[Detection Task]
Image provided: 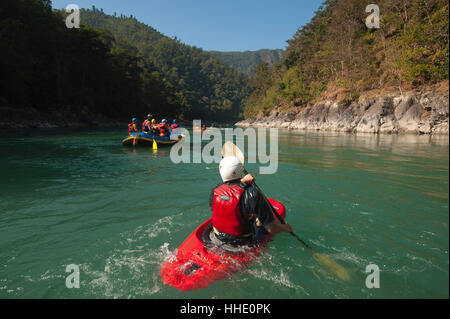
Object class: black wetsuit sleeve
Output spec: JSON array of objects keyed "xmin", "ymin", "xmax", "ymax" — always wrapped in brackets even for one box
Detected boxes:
[{"xmin": 240, "ymin": 184, "xmax": 274, "ymax": 227}]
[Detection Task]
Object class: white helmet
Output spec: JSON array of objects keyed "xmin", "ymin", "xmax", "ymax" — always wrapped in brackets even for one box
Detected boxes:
[{"xmin": 219, "ymin": 156, "xmax": 243, "ymax": 182}]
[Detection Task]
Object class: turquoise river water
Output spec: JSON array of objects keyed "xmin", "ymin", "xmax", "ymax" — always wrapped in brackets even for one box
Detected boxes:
[{"xmin": 0, "ymin": 128, "xmax": 448, "ymax": 298}]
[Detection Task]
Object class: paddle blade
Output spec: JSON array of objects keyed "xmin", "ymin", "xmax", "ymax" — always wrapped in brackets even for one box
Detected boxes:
[
  {"xmin": 221, "ymin": 141, "xmax": 245, "ymax": 164},
  {"xmin": 153, "ymin": 139, "xmax": 158, "ymax": 151},
  {"xmin": 313, "ymin": 252, "xmax": 350, "ymax": 281}
]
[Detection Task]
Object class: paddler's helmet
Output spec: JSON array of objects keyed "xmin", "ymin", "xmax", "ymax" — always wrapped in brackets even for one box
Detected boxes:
[
  {"xmin": 151, "ymin": 119, "xmax": 156, "ymax": 124},
  {"xmin": 132, "ymin": 117, "xmax": 137, "ymax": 122},
  {"xmin": 161, "ymin": 119, "xmax": 167, "ymax": 123},
  {"xmin": 219, "ymin": 156, "xmax": 244, "ymax": 182},
  {"xmin": 173, "ymin": 119, "xmax": 177, "ymax": 124},
  {"xmin": 147, "ymin": 114, "xmax": 152, "ymax": 119}
]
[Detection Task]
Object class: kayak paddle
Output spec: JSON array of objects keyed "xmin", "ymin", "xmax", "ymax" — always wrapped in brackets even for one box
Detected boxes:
[{"xmin": 221, "ymin": 141, "xmax": 350, "ymax": 281}]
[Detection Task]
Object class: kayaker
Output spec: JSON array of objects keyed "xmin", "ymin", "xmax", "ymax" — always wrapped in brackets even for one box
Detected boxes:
[
  {"xmin": 209, "ymin": 156, "xmax": 293, "ymax": 246},
  {"xmin": 128, "ymin": 118, "xmax": 139, "ymax": 135},
  {"xmin": 142, "ymin": 114, "xmax": 153, "ymax": 132},
  {"xmin": 158, "ymin": 119, "xmax": 170, "ymax": 137}
]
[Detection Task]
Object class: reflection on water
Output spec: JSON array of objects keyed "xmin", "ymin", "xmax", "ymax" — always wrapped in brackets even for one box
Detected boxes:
[
  {"xmin": 279, "ymin": 129, "xmax": 449, "ymax": 156},
  {"xmin": 275, "ymin": 130, "xmax": 449, "ymax": 175}
]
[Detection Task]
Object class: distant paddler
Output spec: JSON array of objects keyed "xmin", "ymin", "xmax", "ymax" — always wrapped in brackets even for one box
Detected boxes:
[
  {"xmin": 142, "ymin": 114, "xmax": 153, "ymax": 132},
  {"xmin": 158, "ymin": 119, "xmax": 170, "ymax": 137},
  {"xmin": 128, "ymin": 117, "xmax": 139, "ymax": 146},
  {"xmin": 128, "ymin": 117, "xmax": 138, "ymax": 135},
  {"xmin": 148, "ymin": 119, "xmax": 159, "ymax": 135},
  {"xmin": 171, "ymin": 119, "xmax": 180, "ymax": 130}
]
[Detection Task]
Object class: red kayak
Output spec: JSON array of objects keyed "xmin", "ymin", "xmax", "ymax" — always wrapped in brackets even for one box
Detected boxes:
[{"xmin": 160, "ymin": 198, "xmax": 286, "ymax": 291}]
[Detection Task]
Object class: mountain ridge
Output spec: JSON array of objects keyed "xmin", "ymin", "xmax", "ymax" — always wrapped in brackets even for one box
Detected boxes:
[{"xmin": 76, "ymin": 8, "xmax": 251, "ymax": 121}]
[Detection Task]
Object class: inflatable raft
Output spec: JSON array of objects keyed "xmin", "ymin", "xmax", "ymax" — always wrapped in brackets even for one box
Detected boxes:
[
  {"xmin": 160, "ymin": 198, "xmax": 286, "ymax": 291},
  {"xmin": 122, "ymin": 132, "xmax": 183, "ymax": 147}
]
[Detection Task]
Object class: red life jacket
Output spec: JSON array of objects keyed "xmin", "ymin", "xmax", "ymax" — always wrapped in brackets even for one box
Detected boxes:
[
  {"xmin": 212, "ymin": 184, "xmax": 248, "ymax": 237},
  {"xmin": 128, "ymin": 123, "xmax": 137, "ymax": 133},
  {"xmin": 142, "ymin": 120, "xmax": 150, "ymax": 130},
  {"xmin": 171, "ymin": 124, "xmax": 179, "ymax": 129},
  {"xmin": 159, "ymin": 123, "xmax": 169, "ymax": 135}
]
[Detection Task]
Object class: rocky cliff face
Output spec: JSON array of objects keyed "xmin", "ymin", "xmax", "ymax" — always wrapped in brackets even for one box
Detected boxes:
[{"xmin": 236, "ymin": 82, "xmax": 449, "ymax": 134}]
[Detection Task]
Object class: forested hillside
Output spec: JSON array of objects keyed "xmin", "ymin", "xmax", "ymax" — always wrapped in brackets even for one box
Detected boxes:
[
  {"xmin": 79, "ymin": 8, "xmax": 249, "ymax": 121},
  {"xmin": 0, "ymin": 0, "xmax": 249, "ymax": 126},
  {"xmin": 243, "ymin": 0, "xmax": 449, "ymax": 119},
  {"xmin": 209, "ymin": 49, "xmax": 284, "ymax": 76}
]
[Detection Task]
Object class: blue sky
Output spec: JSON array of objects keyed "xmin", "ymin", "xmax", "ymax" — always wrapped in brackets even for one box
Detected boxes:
[{"xmin": 52, "ymin": 0, "xmax": 325, "ymax": 51}]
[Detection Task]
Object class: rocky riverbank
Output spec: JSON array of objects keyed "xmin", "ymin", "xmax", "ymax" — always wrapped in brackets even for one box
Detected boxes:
[
  {"xmin": 236, "ymin": 82, "xmax": 449, "ymax": 134},
  {"xmin": 0, "ymin": 105, "xmax": 126, "ymax": 129}
]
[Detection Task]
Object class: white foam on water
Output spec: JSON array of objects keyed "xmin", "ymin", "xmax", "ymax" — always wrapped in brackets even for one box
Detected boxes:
[
  {"xmin": 21, "ymin": 275, "xmax": 35, "ymax": 283},
  {"xmin": 39, "ymin": 270, "xmax": 65, "ymax": 281},
  {"xmin": 144, "ymin": 216, "xmax": 178, "ymax": 238},
  {"xmin": 247, "ymin": 267, "xmax": 300, "ymax": 290},
  {"xmin": 242, "ymin": 252, "xmax": 310, "ymax": 296},
  {"xmin": 405, "ymin": 252, "xmax": 446, "ymax": 273},
  {"xmin": 76, "ymin": 213, "xmax": 186, "ymax": 298},
  {"xmin": 125, "ymin": 214, "xmax": 184, "ymax": 244}
]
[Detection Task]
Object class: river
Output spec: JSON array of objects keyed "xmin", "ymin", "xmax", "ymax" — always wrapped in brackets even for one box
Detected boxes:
[{"xmin": 0, "ymin": 128, "xmax": 448, "ymax": 298}]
